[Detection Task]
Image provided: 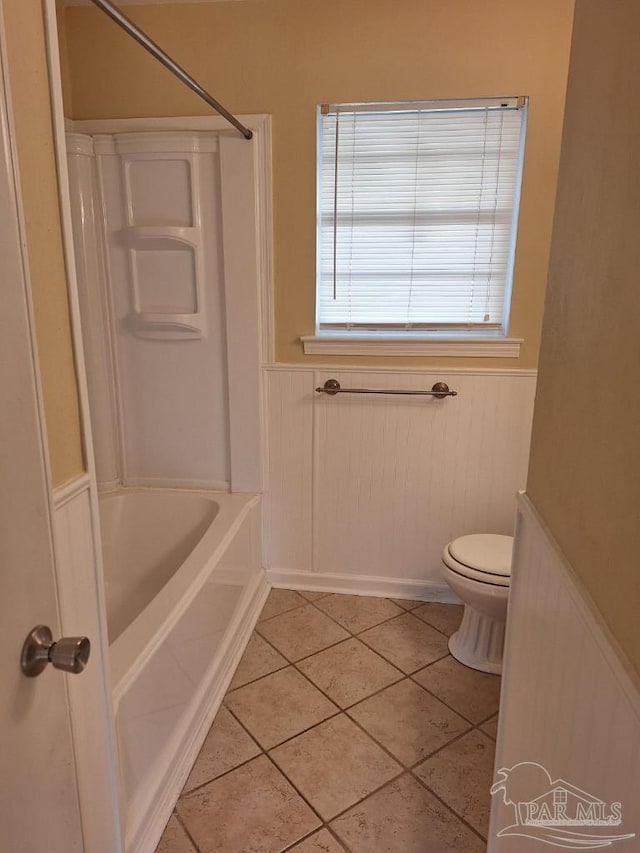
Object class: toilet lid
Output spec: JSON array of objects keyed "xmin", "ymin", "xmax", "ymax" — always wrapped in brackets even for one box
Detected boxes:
[{"xmin": 447, "ymin": 534, "xmax": 513, "ymax": 578}]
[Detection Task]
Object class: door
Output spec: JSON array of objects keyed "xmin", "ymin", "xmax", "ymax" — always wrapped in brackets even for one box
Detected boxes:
[{"xmin": 0, "ymin": 29, "xmax": 84, "ymax": 853}]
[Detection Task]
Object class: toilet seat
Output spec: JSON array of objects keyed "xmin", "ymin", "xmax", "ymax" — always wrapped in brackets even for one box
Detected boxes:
[{"xmin": 442, "ymin": 534, "xmax": 512, "ymax": 588}]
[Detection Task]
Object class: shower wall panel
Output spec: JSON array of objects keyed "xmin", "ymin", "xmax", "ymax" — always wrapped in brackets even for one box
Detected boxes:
[{"xmin": 96, "ymin": 132, "xmax": 230, "ymax": 489}]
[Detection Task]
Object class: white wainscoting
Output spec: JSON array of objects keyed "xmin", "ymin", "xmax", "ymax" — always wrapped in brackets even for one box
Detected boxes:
[
  {"xmin": 52, "ymin": 474, "xmax": 123, "ymax": 853},
  {"xmin": 264, "ymin": 365, "xmax": 537, "ymax": 600},
  {"xmin": 489, "ymin": 494, "xmax": 640, "ymax": 851}
]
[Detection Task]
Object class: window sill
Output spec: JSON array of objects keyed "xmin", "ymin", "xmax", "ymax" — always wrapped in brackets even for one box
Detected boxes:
[{"xmin": 301, "ymin": 334, "xmax": 523, "ymax": 358}]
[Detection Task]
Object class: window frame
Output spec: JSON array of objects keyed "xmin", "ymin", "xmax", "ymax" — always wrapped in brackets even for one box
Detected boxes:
[{"xmin": 305, "ymin": 97, "xmax": 528, "ymax": 357}]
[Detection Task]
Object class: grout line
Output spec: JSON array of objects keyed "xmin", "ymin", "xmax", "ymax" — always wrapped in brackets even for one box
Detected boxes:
[
  {"xmin": 173, "ymin": 808, "xmax": 203, "ymax": 853},
  {"xmin": 354, "ymin": 628, "xmax": 451, "ymax": 677},
  {"xmin": 171, "ymin": 593, "xmax": 491, "ymax": 851},
  {"xmin": 337, "ymin": 704, "xmax": 411, "ymax": 770},
  {"xmin": 258, "ymin": 592, "xmax": 461, "ymax": 668},
  {"xmin": 256, "ymin": 599, "xmax": 309, "ymax": 625},
  {"xmin": 296, "ymin": 665, "xmax": 406, "ymax": 713},
  {"xmin": 264, "ymin": 589, "xmax": 461, "ymax": 646},
  {"xmin": 218, "ymin": 702, "xmax": 267, "ymax": 752},
  {"xmin": 179, "ymin": 748, "xmax": 264, "ymax": 798},
  {"xmin": 407, "ymin": 669, "xmax": 486, "ymax": 727},
  {"xmin": 409, "ymin": 767, "xmax": 489, "ymax": 844},
  {"xmin": 285, "ymin": 630, "xmax": 402, "ymax": 708},
  {"xmin": 250, "ymin": 705, "xmax": 343, "ymax": 753},
  {"xmin": 262, "ymin": 751, "xmax": 327, "ymax": 827},
  {"xmin": 255, "ymin": 599, "xmax": 353, "ymax": 662},
  {"xmin": 253, "ymin": 628, "xmax": 353, "ymax": 667},
  {"xmin": 325, "ymin": 823, "xmax": 354, "ymax": 853},
  {"xmin": 407, "ymin": 666, "xmax": 501, "ymax": 728},
  {"xmin": 225, "ymin": 690, "xmax": 341, "ymax": 757},
  {"xmin": 476, "ymin": 709, "xmax": 500, "ymax": 726},
  {"xmin": 407, "ymin": 725, "xmax": 479, "ymax": 770},
  {"xmin": 322, "ymin": 767, "xmax": 407, "ymax": 826},
  {"xmin": 249, "ymin": 595, "xmax": 490, "ymax": 737},
  {"xmin": 280, "ymin": 826, "xmax": 323, "ymax": 853},
  {"xmin": 314, "ymin": 599, "xmax": 407, "ymax": 638},
  {"xmin": 224, "ymin": 657, "xmax": 290, "ymax": 695},
  {"xmin": 335, "ymin": 682, "xmax": 489, "ymax": 777},
  {"xmin": 249, "ymin": 623, "xmax": 298, "ymax": 661},
  {"xmin": 184, "ymin": 680, "xmax": 495, "ymax": 804},
  {"xmin": 472, "ymin": 724, "xmax": 498, "ymax": 744},
  {"xmin": 298, "ymin": 591, "xmax": 332, "ymax": 602},
  {"xmin": 280, "ymin": 823, "xmax": 354, "ymax": 853},
  {"xmin": 293, "ymin": 633, "xmax": 405, "ymax": 672},
  {"xmin": 289, "ymin": 656, "xmax": 372, "ymax": 709}
]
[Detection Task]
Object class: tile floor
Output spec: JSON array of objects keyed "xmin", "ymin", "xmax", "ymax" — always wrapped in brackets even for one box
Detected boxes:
[{"xmin": 156, "ymin": 590, "xmax": 501, "ymax": 853}]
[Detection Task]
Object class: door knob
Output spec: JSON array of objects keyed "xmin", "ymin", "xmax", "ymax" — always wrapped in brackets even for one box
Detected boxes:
[{"xmin": 21, "ymin": 625, "xmax": 91, "ymax": 677}]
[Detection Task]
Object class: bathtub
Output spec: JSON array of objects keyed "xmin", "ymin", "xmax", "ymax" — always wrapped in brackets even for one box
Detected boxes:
[{"xmin": 98, "ymin": 487, "xmax": 268, "ymax": 853}]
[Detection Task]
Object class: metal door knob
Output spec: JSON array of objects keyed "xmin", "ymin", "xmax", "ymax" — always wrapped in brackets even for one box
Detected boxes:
[{"xmin": 21, "ymin": 625, "xmax": 91, "ymax": 677}]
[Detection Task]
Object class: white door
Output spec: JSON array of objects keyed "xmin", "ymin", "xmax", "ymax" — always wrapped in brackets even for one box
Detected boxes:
[{"xmin": 0, "ymin": 33, "xmax": 85, "ymax": 853}]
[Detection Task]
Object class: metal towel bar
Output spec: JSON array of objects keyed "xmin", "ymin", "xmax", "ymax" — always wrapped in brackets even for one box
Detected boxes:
[{"xmin": 315, "ymin": 379, "xmax": 458, "ymax": 399}]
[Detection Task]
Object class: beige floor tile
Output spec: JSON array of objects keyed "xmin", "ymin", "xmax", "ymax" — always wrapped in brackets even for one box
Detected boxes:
[
  {"xmin": 414, "ymin": 730, "xmax": 496, "ymax": 838},
  {"xmin": 330, "ymin": 773, "xmax": 485, "ymax": 852},
  {"xmin": 227, "ymin": 633, "xmax": 288, "ymax": 691},
  {"xmin": 257, "ymin": 604, "xmax": 349, "ymax": 662},
  {"xmin": 480, "ymin": 713, "xmax": 499, "ymax": 740},
  {"xmin": 315, "ymin": 594, "xmax": 403, "ymax": 633},
  {"xmin": 156, "ymin": 815, "xmax": 195, "ymax": 853},
  {"xmin": 259, "ymin": 588, "xmax": 308, "ymax": 621},
  {"xmin": 297, "ymin": 638, "xmax": 403, "ymax": 708},
  {"xmin": 270, "ymin": 715, "xmax": 401, "ymax": 821},
  {"xmin": 359, "ymin": 612, "xmax": 449, "ymax": 673},
  {"xmin": 287, "ymin": 828, "xmax": 346, "ymax": 852},
  {"xmin": 347, "ymin": 678, "xmax": 471, "ymax": 766},
  {"xmin": 298, "ymin": 590, "xmax": 330, "ymax": 602},
  {"xmin": 389, "ymin": 598, "xmax": 423, "ymax": 610},
  {"xmin": 182, "ymin": 707, "xmax": 261, "ymax": 793},
  {"xmin": 413, "ymin": 602, "xmax": 464, "ymax": 636},
  {"xmin": 178, "ymin": 755, "xmax": 320, "ymax": 853},
  {"xmin": 225, "ymin": 666, "xmax": 338, "ymax": 749},
  {"xmin": 413, "ymin": 655, "xmax": 501, "ymax": 723}
]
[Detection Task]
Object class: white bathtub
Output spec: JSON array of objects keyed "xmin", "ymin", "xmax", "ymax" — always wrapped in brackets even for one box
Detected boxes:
[{"xmin": 98, "ymin": 488, "xmax": 268, "ymax": 853}]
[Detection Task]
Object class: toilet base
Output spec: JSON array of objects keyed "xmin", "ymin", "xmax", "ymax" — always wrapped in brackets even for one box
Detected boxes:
[{"xmin": 448, "ymin": 603, "xmax": 505, "ymax": 675}]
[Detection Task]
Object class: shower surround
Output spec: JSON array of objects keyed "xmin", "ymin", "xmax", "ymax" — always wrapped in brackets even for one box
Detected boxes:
[{"xmin": 65, "ymin": 115, "xmax": 271, "ymax": 852}]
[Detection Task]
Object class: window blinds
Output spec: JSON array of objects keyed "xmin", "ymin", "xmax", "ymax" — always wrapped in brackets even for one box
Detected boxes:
[{"xmin": 317, "ymin": 99, "xmax": 527, "ymax": 332}]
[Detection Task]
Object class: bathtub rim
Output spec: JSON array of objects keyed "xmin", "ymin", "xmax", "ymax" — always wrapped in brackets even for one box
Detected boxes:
[{"xmin": 106, "ymin": 487, "xmax": 260, "ymax": 699}]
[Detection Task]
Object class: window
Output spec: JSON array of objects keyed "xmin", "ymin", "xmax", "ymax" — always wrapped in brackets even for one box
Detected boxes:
[{"xmin": 307, "ymin": 98, "xmax": 527, "ymax": 356}]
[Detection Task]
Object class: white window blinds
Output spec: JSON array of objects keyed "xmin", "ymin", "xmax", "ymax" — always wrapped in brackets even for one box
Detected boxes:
[{"xmin": 317, "ymin": 98, "xmax": 527, "ymax": 333}]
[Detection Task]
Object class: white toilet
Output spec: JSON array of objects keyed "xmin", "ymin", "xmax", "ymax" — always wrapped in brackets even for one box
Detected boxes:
[{"xmin": 441, "ymin": 533, "xmax": 513, "ymax": 674}]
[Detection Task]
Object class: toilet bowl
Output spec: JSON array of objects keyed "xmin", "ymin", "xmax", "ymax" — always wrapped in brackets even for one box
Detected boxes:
[{"xmin": 440, "ymin": 533, "xmax": 513, "ymax": 675}]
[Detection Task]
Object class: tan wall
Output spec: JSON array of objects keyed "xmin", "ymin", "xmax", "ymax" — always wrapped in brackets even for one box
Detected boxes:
[
  {"xmin": 527, "ymin": 0, "xmax": 640, "ymax": 675},
  {"xmin": 62, "ymin": 0, "xmax": 574, "ymax": 369},
  {"xmin": 2, "ymin": 0, "xmax": 84, "ymax": 486},
  {"xmin": 56, "ymin": 0, "xmax": 73, "ymax": 112}
]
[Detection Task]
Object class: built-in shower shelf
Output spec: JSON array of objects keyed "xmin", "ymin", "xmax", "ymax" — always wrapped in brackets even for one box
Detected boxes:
[
  {"xmin": 132, "ymin": 310, "xmax": 205, "ymax": 338},
  {"xmin": 124, "ymin": 225, "xmax": 199, "ymax": 248},
  {"xmin": 123, "ymin": 224, "xmax": 206, "ymax": 339}
]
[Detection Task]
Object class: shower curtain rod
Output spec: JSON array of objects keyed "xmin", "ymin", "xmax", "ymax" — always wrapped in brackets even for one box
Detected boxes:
[{"xmin": 87, "ymin": 0, "xmax": 253, "ymax": 140}]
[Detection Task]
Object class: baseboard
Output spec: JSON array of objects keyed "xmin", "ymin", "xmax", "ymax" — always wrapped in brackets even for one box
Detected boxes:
[
  {"xmin": 266, "ymin": 568, "xmax": 461, "ymax": 604},
  {"xmin": 131, "ymin": 572, "xmax": 270, "ymax": 853}
]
